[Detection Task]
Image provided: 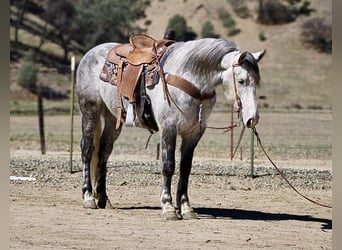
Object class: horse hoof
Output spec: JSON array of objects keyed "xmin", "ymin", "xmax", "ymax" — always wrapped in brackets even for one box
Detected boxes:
[
  {"xmin": 84, "ymin": 198, "xmax": 97, "ymax": 209},
  {"xmin": 182, "ymin": 211, "xmax": 198, "ymax": 220},
  {"xmin": 162, "ymin": 211, "xmax": 179, "ymax": 221},
  {"xmin": 97, "ymin": 199, "xmax": 106, "ymax": 209},
  {"xmin": 97, "ymin": 200, "xmax": 113, "ymax": 209},
  {"xmin": 105, "ymin": 200, "xmax": 114, "ymax": 209},
  {"xmin": 180, "ymin": 202, "xmax": 198, "ymax": 219}
]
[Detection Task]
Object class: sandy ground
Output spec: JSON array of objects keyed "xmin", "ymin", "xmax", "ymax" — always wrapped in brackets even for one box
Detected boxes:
[
  {"xmin": 10, "ymin": 112, "xmax": 332, "ymax": 249},
  {"xmin": 10, "ymin": 152, "xmax": 332, "ymax": 250}
]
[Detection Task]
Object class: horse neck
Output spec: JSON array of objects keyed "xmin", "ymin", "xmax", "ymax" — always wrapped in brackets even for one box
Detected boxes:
[
  {"xmin": 164, "ymin": 45, "xmax": 223, "ymax": 94},
  {"xmin": 194, "ymin": 71, "xmax": 222, "ymax": 93}
]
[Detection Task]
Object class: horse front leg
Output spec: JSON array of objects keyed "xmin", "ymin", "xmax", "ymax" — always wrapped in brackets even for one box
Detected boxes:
[
  {"xmin": 177, "ymin": 134, "xmax": 203, "ymax": 219},
  {"xmin": 160, "ymin": 126, "xmax": 178, "ymax": 220}
]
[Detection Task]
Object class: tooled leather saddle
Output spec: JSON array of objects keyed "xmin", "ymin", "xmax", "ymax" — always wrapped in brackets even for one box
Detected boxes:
[{"xmin": 99, "ymin": 34, "xmax": 175, "ymax": 132}]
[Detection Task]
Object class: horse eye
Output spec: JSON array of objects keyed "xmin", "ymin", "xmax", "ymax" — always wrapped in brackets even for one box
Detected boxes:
[{"xmin": 238, "ymin": 79, "xmax": 244, "ymax": 85}]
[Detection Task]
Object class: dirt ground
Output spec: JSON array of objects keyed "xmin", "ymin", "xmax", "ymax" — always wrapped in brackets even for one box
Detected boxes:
[{"xmin": 10, "ymin": 112, "xmax": 332, "ymax": 249}]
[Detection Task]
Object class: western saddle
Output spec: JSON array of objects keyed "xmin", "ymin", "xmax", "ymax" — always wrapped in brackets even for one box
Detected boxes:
[
  {"xmin": 99, "ymin": 34, "xmax": 175, "ymax": 132},
  {"xmin": 99, "ymin": 34, "xmax": 216, "ymax": 132}
]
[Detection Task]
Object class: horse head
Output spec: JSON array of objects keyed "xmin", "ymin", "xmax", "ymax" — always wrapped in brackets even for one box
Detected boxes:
[{"xmin": 221, "ymin": 49, "xmax": 266, "ymax": 128}]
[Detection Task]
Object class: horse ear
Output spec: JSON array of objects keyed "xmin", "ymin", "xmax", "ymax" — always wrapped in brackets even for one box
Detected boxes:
[
  {"xmin": 238, "ymin": 51, "xmax": 248, "ymax": 65},
  {"xmin": 251, "ymin": 49, "xmax": 266, "ymax": 62}
]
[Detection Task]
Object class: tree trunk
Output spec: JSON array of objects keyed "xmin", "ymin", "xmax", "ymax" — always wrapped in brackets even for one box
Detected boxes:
[{"xmin": 37, "ymin": 83, "xmax": 46, "ymax": 155}]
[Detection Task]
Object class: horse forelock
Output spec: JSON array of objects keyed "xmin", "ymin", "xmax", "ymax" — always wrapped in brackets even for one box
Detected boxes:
[{"xmin": 240, "ymin": 52, "xmax": 261, "ymax": 86}]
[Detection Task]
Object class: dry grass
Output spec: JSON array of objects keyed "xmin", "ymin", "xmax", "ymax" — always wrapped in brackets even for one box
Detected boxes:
[{"xmin": 10, "ymin": 111, "xmax": 332, "ymax": 164}]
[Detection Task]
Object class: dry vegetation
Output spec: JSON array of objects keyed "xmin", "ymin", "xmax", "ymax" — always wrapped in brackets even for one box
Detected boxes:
[{"xmin": 10, "ymin": 0, "xmax": 332, "ymax": 112}]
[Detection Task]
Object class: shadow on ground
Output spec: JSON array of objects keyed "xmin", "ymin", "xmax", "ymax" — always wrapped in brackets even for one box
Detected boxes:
[
  {"xmin": 116, "ymin": 205, "xmax": 331, "ymax": 230},
  {"xmin": 195, "ymin": 207, "xmax": 332, "ymax": 230}
]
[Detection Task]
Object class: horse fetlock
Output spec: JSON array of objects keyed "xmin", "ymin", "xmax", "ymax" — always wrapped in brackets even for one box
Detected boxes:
[{"xmin": 97, "ymin": 198, "xmax": 114, "ymax": 209}]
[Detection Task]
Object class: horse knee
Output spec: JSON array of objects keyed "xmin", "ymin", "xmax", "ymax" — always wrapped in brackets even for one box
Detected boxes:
[
  {"xmin": 162, "ymin": 160, "xmax": 175, "ymax": 177},
  {"xmin": 81, "ymin": 137, "xmax": 95, "ymax": 159}
]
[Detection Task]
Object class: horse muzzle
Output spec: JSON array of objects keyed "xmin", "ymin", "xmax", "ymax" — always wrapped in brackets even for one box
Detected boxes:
[
  {"xmin": 246, "ymin": 115, "xmax": 259, "ymax": 128},
  {"xmin": 241, "ymin": 109, "xmax": 259, "ymax": 128}
]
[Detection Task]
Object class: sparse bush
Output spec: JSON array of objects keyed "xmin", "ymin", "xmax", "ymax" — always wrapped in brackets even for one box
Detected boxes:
[
  {"xmin": 307, "ymin": 104, "xmax": 323, "ymax": 110},
  {"xmin": 219, "ymin": 9, "xmax": 236, "ymax": 28},
  {"xmin": 218, "ymin": 9, "xmax": 240, "ymax": 36},
  {"xmin": 258, "ymin": 0, "xmax": 313, "ymax": 24},
  {"xmin": 301, "ymin": 17, "xmax": 332, "ymax": 53},
  {"xmin": 17, "ymin": 50, "xmax": 38, "ymax": 93},
  {"xmin": 258, "ymin": 31, "xmax": 267, "ymax": 41},
  {"xmin": 227, "ymin": 0, "xmax": 251, "ymax": 19},
  {"xmin": 292, "ymin": 103, "xmax": 303, "ymax": 109},
  {"xmin": 258, "ymin": 0, "xmax": 296, "ymax": 24},
  {"xmin": 144, "ymin": 19, "xmax": 152, "ymax": 26},
  {"xmin": 201, "ymin": 21, "xmax": 220, "ymax": 38}
]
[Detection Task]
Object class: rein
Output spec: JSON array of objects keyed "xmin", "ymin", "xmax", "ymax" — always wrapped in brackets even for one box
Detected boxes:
[
  {"xmin": 208, "ymin": 120, "xmax": 332, "ymax": 209},
  {"xmin": 204, "ymin": 64, "xmax": 332, "ymax": 209},
  {"xmin": 252, "ymin": 127, "xmax": 332, "ymax": 209},
  {"xmin": 200, "ymin": 63, "xmax": 242, "ymax": 132},
  {"xmin": 154, "ymin": 60, "xmax": 332, "ymax": 209}
]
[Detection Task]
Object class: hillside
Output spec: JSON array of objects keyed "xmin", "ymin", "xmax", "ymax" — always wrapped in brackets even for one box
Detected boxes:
[
  {"xmin": 138, "ymin": 0, "xmax": 332, "ymax": 110},
  {"xmin": 10, "ymin": 0, "xmax": 332, "ymax": 111}
]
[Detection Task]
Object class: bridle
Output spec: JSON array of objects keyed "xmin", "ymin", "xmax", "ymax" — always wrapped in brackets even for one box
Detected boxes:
[
  {"xmin": 231, "ymin": 63, "xmax": 242, "ymax": 118},
  {"xmin": 200, "ymin": 63, "xmax": 243, "ymax": 133}
]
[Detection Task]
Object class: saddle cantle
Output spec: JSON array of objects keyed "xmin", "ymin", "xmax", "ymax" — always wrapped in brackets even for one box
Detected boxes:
[{"xmin": 99, "ymin": 34, "xmax": 175, "ymax": 132}]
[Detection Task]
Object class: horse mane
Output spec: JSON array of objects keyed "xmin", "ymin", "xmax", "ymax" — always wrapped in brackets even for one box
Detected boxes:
[
  {"xmin": 166, "ymin": 38, "xmax": 238, "ymax": 76},
  {"xmin": 166, "ymin": 38, "xmax": 261, "ymax": 86}
]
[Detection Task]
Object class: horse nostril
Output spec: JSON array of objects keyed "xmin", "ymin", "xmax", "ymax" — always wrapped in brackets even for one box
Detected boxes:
[{"xmin": 246, "ymin": 118, "xmax": 254, "ymax": 128}]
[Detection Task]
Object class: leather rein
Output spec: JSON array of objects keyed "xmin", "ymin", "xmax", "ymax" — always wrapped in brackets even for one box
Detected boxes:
[
  {"xmin": 201, "ymin": 63, "xmax": 242, "ymax": 132},
  {"xmin": 163, "ymin": 62, "xmax": 332, "ymax": 209},
  {"xmin": 234, "ymin": 65, "xmax": 331, "ymax": 209}
]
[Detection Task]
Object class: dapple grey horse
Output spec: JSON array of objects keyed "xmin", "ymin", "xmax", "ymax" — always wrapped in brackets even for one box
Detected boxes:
[{"xmin": 76, "ymin": 37, "xmax": 266, "ymax": 220}]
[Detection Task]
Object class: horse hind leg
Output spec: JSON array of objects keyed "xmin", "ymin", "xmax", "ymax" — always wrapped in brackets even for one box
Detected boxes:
[
  {"xmin": 93, "ymin": 109, "xmax": 122, "ymax": 209},
  {"xmin": 80, "ymin": 104, "xmax": 99, "ymax": 209}
]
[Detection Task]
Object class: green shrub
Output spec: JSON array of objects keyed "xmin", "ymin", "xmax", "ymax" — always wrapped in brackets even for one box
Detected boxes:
[
  {"xmin": 227, "ymin": 0, "xmax": 250, "ymax": 19},
  {"xmin": 166, "ymin": 14, "xmax": 197, "ymax": 41},
  {"xmin": 287, "ymin": 0, "xmax": 312, "ymax": 15},
  {"xmin": 258, "ymin": 31, "xmax": 267, "ymax": 41},
  {"xmin": 17, "ymin": 50, "xmax": 38, "ymax": 92},
  {"xmin": 201, "ymin": 21, "xmax": 220, "ymax": 38},
  {"xmin": 218, "ymin": 9, "xmax": 240, "ymax": 36},
  {"xmin": 219, "ymin": 9, "xmax": 236, "ymax": 28}
]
